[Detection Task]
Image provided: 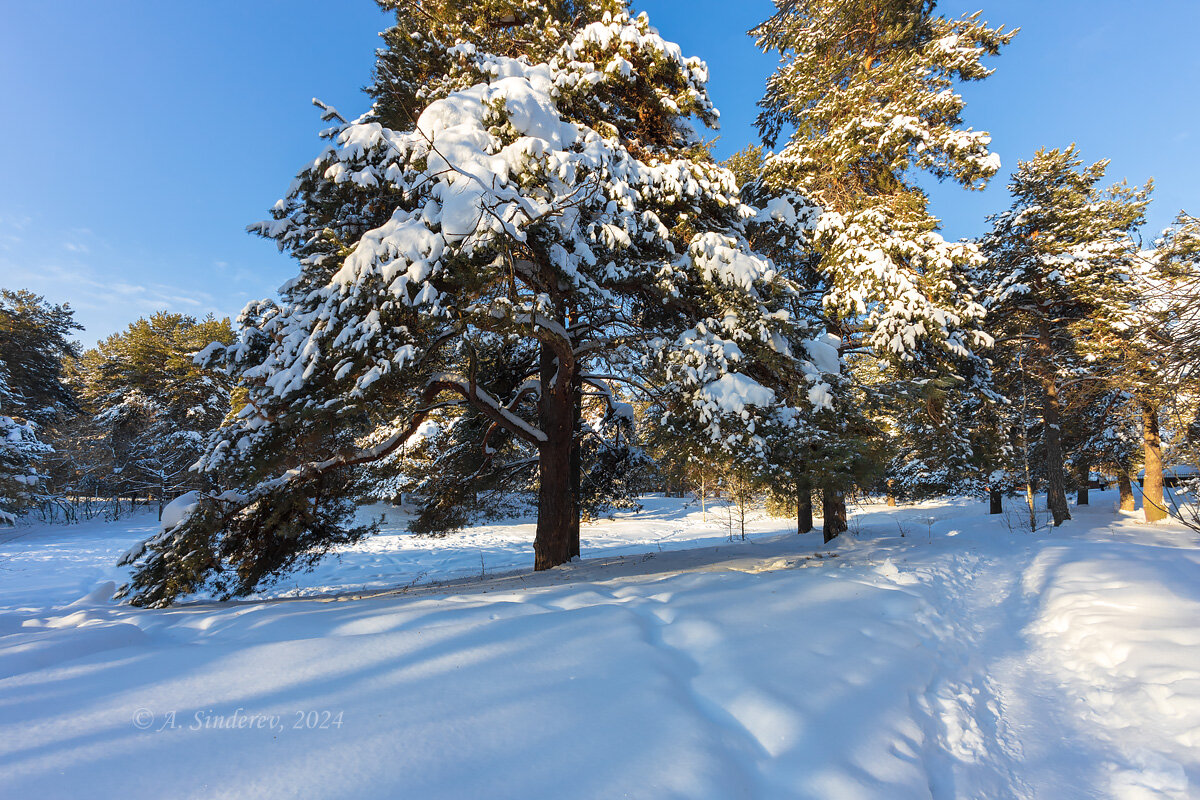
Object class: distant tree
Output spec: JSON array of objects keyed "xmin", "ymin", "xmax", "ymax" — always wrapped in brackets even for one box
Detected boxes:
[
  {"xmin": 0, "ymin": 290, "xmax": 80, "ymax": 520},
  {"xmin": 74, "ymin": 313, "xmax": 235, "ymax": 516},
  {"xmin": 0, "ymin": 289, "xmax": 81, "ymax": 423},
  {"xmin": 1153, "ymin": 214, "xmax": 1200, "ymax": 375},
  {"xmin": 1060, "ymin": 386, "xmax": 1139, "ymax": 507},
  {"xmin": 980, "ymin": 146, "xmax": 1149, "ymax": 526},
  {"xmin": 0, "ymin": 371, "xmax": 52, "ymax": 523},
  {"xmin": 1129, "ymin": 212, "xmax": 1200, "ymax": 523}
]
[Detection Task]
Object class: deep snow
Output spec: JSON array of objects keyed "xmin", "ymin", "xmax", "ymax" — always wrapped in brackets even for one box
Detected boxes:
[{"xmin": 1, "ymin": 492, "xmax": 1198, "ymax": 799}]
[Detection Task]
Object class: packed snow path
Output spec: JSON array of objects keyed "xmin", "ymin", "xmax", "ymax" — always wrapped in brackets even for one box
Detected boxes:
[{"xmin": 1, "ymin": 493, "xmax": 1198, "ymax": 799}]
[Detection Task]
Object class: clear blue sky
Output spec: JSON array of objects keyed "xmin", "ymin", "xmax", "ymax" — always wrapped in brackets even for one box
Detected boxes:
[{"xmin": 1, "ymin": 1, "xmax": 1197, "ymax": 345}]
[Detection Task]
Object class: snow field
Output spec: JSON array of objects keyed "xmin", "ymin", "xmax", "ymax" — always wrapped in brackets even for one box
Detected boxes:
[{"xmin": 1, "ymin": 492, "xmax": 1198, "ymax": 799}]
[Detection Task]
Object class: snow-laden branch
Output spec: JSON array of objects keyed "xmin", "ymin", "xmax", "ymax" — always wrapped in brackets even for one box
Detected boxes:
[{"xmin": 429, "ymin": 373, "xmax": 547, "ymax": 445}]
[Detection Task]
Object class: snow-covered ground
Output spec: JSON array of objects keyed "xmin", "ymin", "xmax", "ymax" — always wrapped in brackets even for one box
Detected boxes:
[{"xmin": 1, "ymin": 492, "xmax": 1198, "ymax": 799}]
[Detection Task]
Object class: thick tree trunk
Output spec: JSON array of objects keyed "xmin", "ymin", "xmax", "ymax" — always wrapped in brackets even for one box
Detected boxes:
[
  {"xmin": 535, "ymin": 439, "xmax": 574, "ymax": 570},
  {"xmin": 534, "ymin": 343, "xmax": 578, "ymax": 571},
  {"xmin": 1076, "ymin": 462, "xmax": 1089, "ymax": 506},
  {"xmin": 989, "ymin": 487, "xmax": 1003, "ymax": 515},
  {"xmin": 1041, "ymin": 377, "xmax": 1071, "ymax": 526},
  {"xmin": 822, "ymin": 487, "xmax": 847, "ymax": 543},
  {"xmin": 796, "ymin": 476, "xmax": 813, "ymax": 534},
  {"xmin": 886, "ymin": 478, "xmax": 897, "ymax": 507},
  {"xmin": 1142, "ymin": 402, "xmax": 1168, "ymax": 523},
  {"xmin": 1119, "ymin": 472, "xmax": 1135, "ymax": 511}
]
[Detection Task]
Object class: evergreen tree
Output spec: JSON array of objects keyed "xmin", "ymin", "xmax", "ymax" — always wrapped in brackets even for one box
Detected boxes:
[
  {"xmin": 1062, "ymin": 387, "xmax": 1140, "ymax": 510},
  {"xmin": 980, "ymin": 145, "xmax": 1149, "ymax": 525},
  {"xmin": 0, "ymin": 290, "xmax": 81, "ymax": 425},
  {"xmin": 0, "ymin": 368, "xmax": 53, "ymax": 523},
  {"xmin": 1156, "ymin": 214, "xmax": 1200, "ymax": 376},
  {"xmin": 0, "ymin": 290, "xmax": 81, "ymax": 520},
  {"xmin": 119, "ymin": 2, "xmax": 832, "ymax": 606},
  {"xmin": 73, "ymin": 313, "xmax": 235, "ymax": 516},
  {"xmin": 1126, "ymin": 212, "xmax": 1200, "ymax": 523},
  {"xmin": 748, "ymin": 0, "xmax": 1013, "ymax": 528}
]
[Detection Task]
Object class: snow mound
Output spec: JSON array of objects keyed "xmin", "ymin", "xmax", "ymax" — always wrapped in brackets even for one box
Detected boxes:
[
  {"xmin": 160, "ymin": 491, "xmax": 201, "ymax": 532},
  {"xmin": 698, "ymin": 373, "xmax": 775, "ymax": 415}
]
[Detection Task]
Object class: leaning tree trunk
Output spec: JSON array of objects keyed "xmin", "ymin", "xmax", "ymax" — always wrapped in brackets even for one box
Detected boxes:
[
  {"xmin": 1041, "ymin": 376, "xmax": 1072, "ymax": 526},
  {"xmin": 1142, "ymin": 402, "xmax": 1168, "ymax": 523},
  {"xmin": 533, "ymin": 344, "xmax": 578, "ymax": 571},
  {"xmin": 1076, "ymin": 462, "xmax": 1089, "ymax": 506},
  {"xmin": 822, "ymin": 487, "xmax": 847, "ymax": 543},
  {"xmin": 989, "ymin": 487, "xmax": 1003, "ymax": 515},
  {"xmin": 796, "ymin": 474, "xmax": 813, "ymax": 534},
  {"xmin": 1118, "ymin": 472, "xmax": 1136, "ymax": 511}
]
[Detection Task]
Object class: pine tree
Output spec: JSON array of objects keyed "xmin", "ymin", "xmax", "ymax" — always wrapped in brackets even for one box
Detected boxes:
[
  {"xmin": 0, "ymin": 367, "xmax": 53, "ymax": 523},
  {"xmin": 1126, "ymin": 212, "xmax": 1200, "ymax": 523},
  {"xmin": 0, "ymin": 290, "xmax": 81, "ymax": 424},
  {"xmin": 1156, "ymin": 214, "xmax": 1200, "ymax": 375},
  {"xmin": 980, "ymin": 145, "xmax": 1149, "ymax": 526},
  {"xmin": 747, "ymin": 0, "xmax": 1013, "ymax": 527},
  {"xmin": 120, "ymin": 2, "xmax": 832, "ymax": 606},
  {"xmin": 753, "ymin": 0, "xmax": 1012, "ymax": 365},
  {"xmin": 73, "ymin": 313, "xmax": 235, "ymax": 517},
  {"xmin": 0, "ymin": 290, "xmax": 81, "ymax": 521}
]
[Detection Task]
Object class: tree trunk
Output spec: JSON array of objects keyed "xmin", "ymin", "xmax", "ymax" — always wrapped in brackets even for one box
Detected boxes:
[
  {"xmin": 989, "ymin": 487, "xmax": 1003, "ymax": 515},
  {"xmin": 796, "ymin": 477, "xmax": 813, "ymax": 534},
  {"xmin": 535, "ymin": 439, "xmax": 574, "ymax": 570},
  {"xmin": 822, "ymin": 487, "xmax": 847, "ymax": 543},
  {"xmin": 1025, "ymin": 481, "xmax": 1037, "ymax": 532},
  {"xmin": 1142, "ymin": 402, "xmax": 1168, "ymax": 523},
  {"xmin": 1076, "ymin": 462, "xmax": 1089, "ymax": 506},
  {"xmin": 1041, "ymin": 376, "xmax": 1071, "ymax": 526},
  {"xmin": 1119, "ymin": 473, "xmax": 1135, "ymax": 512},
  {"xmin": 567, "ymin": 372, "xmax": 582, "ymax": 560},
  {"xmin": 534, "ymin": 344, "xmax": 578, "ymax": 571},
  {"xmin": 886, "ymin": 478, "xmax": 897, "ymax": 507}
]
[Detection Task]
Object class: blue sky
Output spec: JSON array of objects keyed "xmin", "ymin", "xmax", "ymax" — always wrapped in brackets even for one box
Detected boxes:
[{"xmin": 1, "ymin": 1, "xmax": 1197, "ymax": 344}]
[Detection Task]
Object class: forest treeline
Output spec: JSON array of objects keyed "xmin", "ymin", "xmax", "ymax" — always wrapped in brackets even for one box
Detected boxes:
[{"xmin": 0, "ymin": 296, "xmax": 234, "ymax": 524}]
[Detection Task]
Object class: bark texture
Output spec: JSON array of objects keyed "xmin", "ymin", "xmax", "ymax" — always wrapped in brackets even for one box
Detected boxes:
[
  {"xmin": 822, "ymin": 488, "xmax": 848, "ymax": 543},
  {"xmin": 1119, "ymin": 473, "xmax": 1135, "ymax": 511},
  {"xmin": 1041, "ymin": 376, "xmax": 1071, "ymax": 526},
  {"xmin": 1142, "ymin": 402, "xmax": 1167, "ymax": 523},
  {"xmin": 534, "ymin": 343, "xmax": 578, "ymax": 570},
  {"xmin": 796, "ymin": 478, "xmax": 813, "ymax": 534}
]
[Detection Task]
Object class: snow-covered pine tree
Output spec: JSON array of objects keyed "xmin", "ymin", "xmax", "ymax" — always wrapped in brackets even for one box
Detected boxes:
[
  {"xmin": 119, "ymin": 2, "xmax": 833, "ymax": 606},
  {"xmin": 74, "ymin": 313, "xmax": 235, "ymax": 517},
  {"xmin": 1155, "ymin": 214, "xmax": 1200, "ymax": 375},
  {"xmin": 0, "ymin": 290, "xmax": 81, "ymax": 521},
  {"xmin": 980, "ymin": 145, "xmax": 1149, "ymax": 526},
  {"xmin": 748, "ymin": 0, "xmax": 1013, "ymax": 519},
  {"xmin": 1125, "ymin": 212, "xmax": 1200, "ymax": 523},
  {"xmin": 1060, "ymin": 387, "xmax": 1139, "ymax": 508},
  {"xmin": 0, "ymin": 290, "xmax": 80, "ymax": 427},
  {"xmin": 742, "ymin": 186, "xmax": 868, "ymax": 542},
  {"xmin": 0, "ymin": 366, "xmax": 53, "ymax": 524}
]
